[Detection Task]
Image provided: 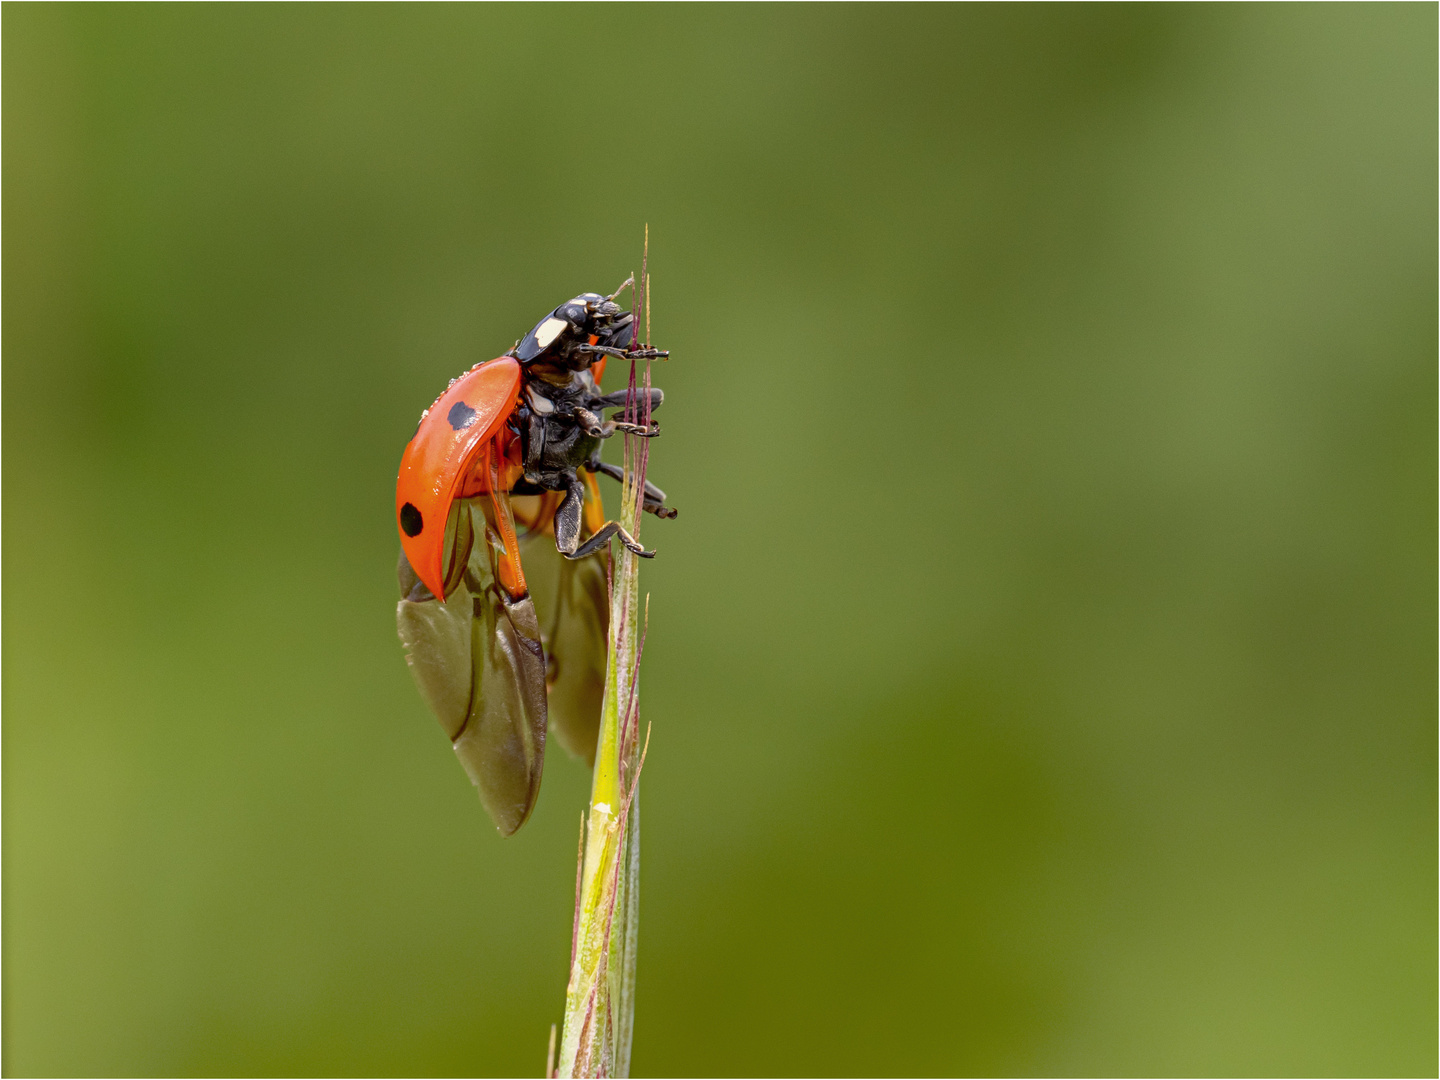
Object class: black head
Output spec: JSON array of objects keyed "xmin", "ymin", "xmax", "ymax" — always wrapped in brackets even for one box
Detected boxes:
[{"xmin": 512, "ymin": 292, "xmax": 634, "ymax": 368}]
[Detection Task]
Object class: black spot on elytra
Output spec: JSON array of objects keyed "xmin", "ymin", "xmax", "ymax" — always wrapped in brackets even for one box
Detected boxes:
[
  {"xmin": 400, "ymin": 502, "xmax": 424, "ymax": 536},
  {"xmin": 448, "ymin": 401, "xmax": 478, "ymax": 431}
]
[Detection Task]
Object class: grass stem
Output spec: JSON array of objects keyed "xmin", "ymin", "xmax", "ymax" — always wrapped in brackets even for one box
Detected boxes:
[{"xmin": 556, "ymin": 239, "xmax": 655, "ymax": 1079}]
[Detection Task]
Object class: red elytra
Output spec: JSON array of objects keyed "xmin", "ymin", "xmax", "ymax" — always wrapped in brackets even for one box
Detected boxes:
[{"xmin": 395, "ymin": 356, "xmax": 522, "ymax": 600}]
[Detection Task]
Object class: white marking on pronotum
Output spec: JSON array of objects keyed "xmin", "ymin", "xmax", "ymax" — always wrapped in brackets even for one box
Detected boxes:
[{"xmin": 534, "ymin": 316, "xmax": 567, "ymax": 349}]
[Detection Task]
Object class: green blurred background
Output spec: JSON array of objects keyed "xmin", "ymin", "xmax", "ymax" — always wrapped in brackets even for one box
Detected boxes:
[{"xmin": 4, "ymin": 5, "xmax": 1434, "ymax": 1076}]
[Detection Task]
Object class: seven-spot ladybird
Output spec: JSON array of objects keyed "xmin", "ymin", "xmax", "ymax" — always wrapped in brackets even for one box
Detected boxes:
[{"xmin": 395, "ymin": 283, "xmax": 675, "ymax": 835}]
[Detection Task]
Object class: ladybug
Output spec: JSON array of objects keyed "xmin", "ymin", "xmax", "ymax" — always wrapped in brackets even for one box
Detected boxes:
[{"xmin": 395, "ymin": 282, "xmax": 675, "ymax": 835}]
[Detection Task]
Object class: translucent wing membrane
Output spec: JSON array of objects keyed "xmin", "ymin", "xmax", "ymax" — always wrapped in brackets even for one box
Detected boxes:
[
  {"xmin": 519, "ymin": 533, "xmax": 608, "ymax": 767},
  {"xmin": 398, "ymin": 497, "xmax": 547, "ymax": 835},
  {"xmin": 397, "ymin": 479, "xmax": 610, "ymax": 834}
]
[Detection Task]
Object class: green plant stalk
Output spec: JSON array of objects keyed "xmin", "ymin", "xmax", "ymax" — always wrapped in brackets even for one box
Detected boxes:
[
  {"xmin": 557, "ymin": 277, "xmax": 653, "ymax": 1078},
  {"xmin": 557, "ymin": 543, "xmax": 642, "ymax": 1077}
]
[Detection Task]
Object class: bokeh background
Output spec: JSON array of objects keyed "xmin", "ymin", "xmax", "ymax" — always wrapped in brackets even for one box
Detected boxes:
[{"xmin": 4, "ymin": 5, "xmax": 1434, "ymax": 1076}]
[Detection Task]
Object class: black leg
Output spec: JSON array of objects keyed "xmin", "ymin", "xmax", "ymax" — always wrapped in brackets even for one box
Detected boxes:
[
  {"xmin": 565, "ymin": 521, "xmax": 655, "ymax": 561},
  {"xmin": 590, "ymin": 387, "xmax": 664, "ymax": 414},
  {"xmin": 555, "ymin": 478, "xmax": 656, "ymax": 559},
  {"xmin": 572, "ymin": 406, "xmax": 658, "ymax": 440},
  {"xmin": 553, "ymin": 477, "xmax": 585, "ymax": 554},
  {"xmin": 574, "ymin": 344, "xmax": 670, "ymax": 362},
  {"xmin": 589, "ymin": 460, "xmax": 678, "ymax": 519}
]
